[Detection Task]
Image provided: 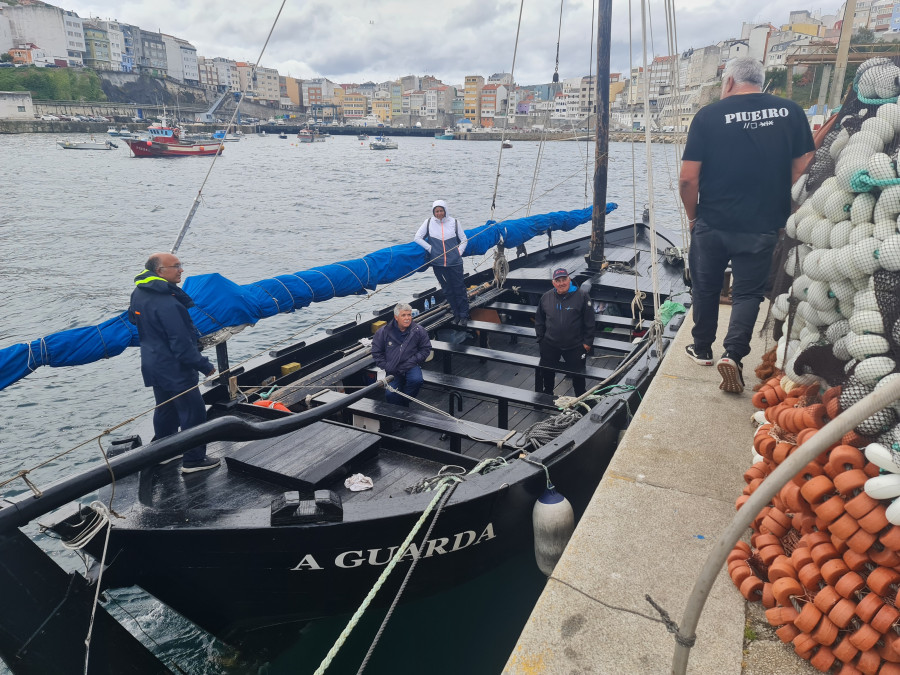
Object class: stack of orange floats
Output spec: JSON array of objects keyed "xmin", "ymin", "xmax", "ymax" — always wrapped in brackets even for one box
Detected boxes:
[{"xmin": 732, "ymin": 374, "xmax": 900, "ymax": 674}]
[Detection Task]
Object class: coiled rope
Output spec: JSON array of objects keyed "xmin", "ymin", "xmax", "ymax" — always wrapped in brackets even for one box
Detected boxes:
[{"xmin": 515, "ymin": 410, "xmax": 583, "ymax": 451}]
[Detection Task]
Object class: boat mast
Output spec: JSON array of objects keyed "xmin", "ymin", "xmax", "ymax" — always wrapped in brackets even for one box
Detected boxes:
[
  {"xmin": 828, "ymin": 0, "xmax": 857, "ymax": 111},
  {"xmin": 588, "ymin": 0, "xmax": 612, "ymax": 271}
]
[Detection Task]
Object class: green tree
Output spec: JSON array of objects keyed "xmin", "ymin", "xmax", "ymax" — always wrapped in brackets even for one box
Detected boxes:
[
  {"xmin": 0, "ymin": 53, "xmax": 12, "ymax": 63},
  {"xmin": 852, "ymin": 27, "xmax": 876, "ymax": 44}
]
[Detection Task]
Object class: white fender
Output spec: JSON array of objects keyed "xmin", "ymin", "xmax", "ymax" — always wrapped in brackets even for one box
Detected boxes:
[{"xmin": 533, "ymin": 487, "xmax": 575, "ymax": 576}]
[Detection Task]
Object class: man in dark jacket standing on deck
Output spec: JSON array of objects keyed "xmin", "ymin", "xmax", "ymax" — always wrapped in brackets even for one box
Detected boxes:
[
  {"xmin": 129, "ymin": 252, "xmax": 220, "ymax": 474},
  {"xmin": 372, "ymin": 303, "xmax": 432, "ymax": 413},
  {"xmin": 680, "ymin": 56, "xmax": 814, "ymax": 394},
  {"xmin": 535, "ymin": 268, "xmax": 595, "ymax": 397}
]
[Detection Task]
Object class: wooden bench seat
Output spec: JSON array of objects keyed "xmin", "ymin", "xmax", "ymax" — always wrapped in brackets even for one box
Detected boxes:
[
  {"xmin": 420, "ymin": 371, "xmax": 559, "ymax": 428},
  {"xmin": 464, "ymin": 319, "xmax": 632, "ymax": 353},
  {"xmin": 311, "ymin": 390, "xmax": 522, "ymax": 453},
  {"xmin": 429, "ymin": 340, "xmax": 614, "ymax": 381},
  {"xmin": 486, "ymin": 301, "xmax": 644, "ymax": 334},
  {"xmin": 225, "ymin": 421, "xmax": 380, "ymax": 491}
]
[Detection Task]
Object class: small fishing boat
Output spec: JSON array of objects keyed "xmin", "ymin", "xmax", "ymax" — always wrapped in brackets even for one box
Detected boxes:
[
  {"xmin": 370, "ymin": 135, "xmax": 399, "ymax": 150},
  {"xmin": 213, "ymin": 130, "xmax": 241, "ymax": 142},
  {"xmin": 502, "ymin": 140, "xmax": 513, "ymax": 149},
  {"xmin": 278, "ymin": 131, "xmax": 288, "ymax": 139},
  {"xmin": 57, "ymin": 139, "xmax": 117, "ymax": 150},
  {"xmin": 108, "ymin": 126, "xmax": 133, "ymax": 138},
  {"xmin": 357, "ymin": 133, "xmax": 369, "ymax": 141},
  {"xmin": 435, "ymin": 129, "xmax": 455, "ymax": 140},
  {"xmin": 123, "ymin": 119, "xmax": 223, "ymax": 158}
]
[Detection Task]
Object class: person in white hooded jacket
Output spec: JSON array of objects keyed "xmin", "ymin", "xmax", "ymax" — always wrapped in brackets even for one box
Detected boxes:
[{"xmin": 414, "ymin": 199, "xmax": 470, "ymax": 326}]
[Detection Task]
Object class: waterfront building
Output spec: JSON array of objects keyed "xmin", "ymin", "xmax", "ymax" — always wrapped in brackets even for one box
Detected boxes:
[
  {"xmin": 0, "ymin": 90, "xmax": 34, "ymax": 119},
  {"xmin": 2, "ymin": 4, "xmax": 84, "ymax": 67},
  {"xmin": 280, "ymin": 75, "xmax": 302, "ymax": 108},
  {"xmin": 399, "ymin": 74, "xmax": 419, "ymax": 92},
  {"xmin": 82, "ymin": 21, "xmax": 113, "ymax": 71},
  {"xmin": 764, "ymin": 32, "xmax": 818, "ymax": 69},
  {"xmin": 255, "ymin": 65, "xmax": 281, "ymax": 103},
  {"xmin": 203, "ymin": 57, "xmax": 239, "ymax": 93},
  {"xmin": 390, "ymin": 81, "xmax": 403, "ymax": 118},
  {"xmin": 96, "ymin": 21, "xmax": 130, "ymax": 72},
  {"xmin": 134, "ymin": 29, "xmax": 167, "ymax": 77},
  {"xmin": 9, "ymin": 43, "xmax": 49, "ymax": 66},
  {"xmin": 160, "ymin": 34, "xmax": 199, "ymax": 85},
  {"xmin": 198, "ymin": 57, "xmax": 221, "ymax": 93},
  {"xmin": 371, "ymin": 97, "xmax": 391, "ymax": 124},
  {"xmin": 451, "ymin": 95, "xmax": 464, "ymax": 117},
  {"xmin": 463, "ymin": 74, "xmax": 484, "ymax": 125},
  {"xmin": 302, "ymin": 77, "xmax": 337, "ymax": 110},
  {"xmin": 343, "ymin": 92, "xmax": 368, "ymax": 119},
  {"xmin": 480, "ymin": 83, "xmax": 508, "ymax": 128}
]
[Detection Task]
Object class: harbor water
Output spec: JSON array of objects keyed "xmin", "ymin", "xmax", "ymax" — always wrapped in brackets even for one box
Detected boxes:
[{"xmin": 0, "ymin": 132, "xmax": 685, "ymax": 674}]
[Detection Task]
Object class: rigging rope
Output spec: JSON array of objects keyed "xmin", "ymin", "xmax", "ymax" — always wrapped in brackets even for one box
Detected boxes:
[
  {"xmin": 313, "ymin": 476, "xmax": 461, "ymax": 675},
  {"xmin": 170, "ymin": 0, "xmax": 288, "ymax": 253}
]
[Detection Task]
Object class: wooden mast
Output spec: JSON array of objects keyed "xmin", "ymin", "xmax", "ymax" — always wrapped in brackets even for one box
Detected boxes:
[
  {"xmin": 829, "ymin": 0, "xmax": 857, "ymax": 111},
  {"xmin": 588, "ymin": 0, "xmax": 613, "ymax": 271}
]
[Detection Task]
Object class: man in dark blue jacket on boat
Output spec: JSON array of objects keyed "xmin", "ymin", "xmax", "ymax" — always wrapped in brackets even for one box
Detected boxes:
[
  {"xmin": 128, "ymin": 252, "xmax": 220, "ymax": 474},
  {"xmin": 535, "ymin": 268, "xmax": 595, "ymax": 397},
  {"xmin": 371, "ymin": 303, "xmax": 432, "ymax": 418}
]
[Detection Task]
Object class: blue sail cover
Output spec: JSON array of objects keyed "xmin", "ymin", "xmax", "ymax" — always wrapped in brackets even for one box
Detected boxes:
[{"xmin": 0, "ymin": 204, "xmax": 615, "ymax": 391}]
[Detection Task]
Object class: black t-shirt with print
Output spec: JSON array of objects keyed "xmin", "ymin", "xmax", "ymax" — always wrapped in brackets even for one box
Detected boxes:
[{"xmin": 682, "ymin": 92, "xmax": 814, "ymax": 233}]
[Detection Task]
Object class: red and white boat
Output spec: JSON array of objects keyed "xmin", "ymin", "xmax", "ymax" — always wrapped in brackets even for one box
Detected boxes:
[{"xmin": 124, "ymin": 119, "xmax": 224, "ymax": 158}]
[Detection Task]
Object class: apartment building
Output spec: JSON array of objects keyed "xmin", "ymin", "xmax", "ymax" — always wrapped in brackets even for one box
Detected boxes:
[
  {"xmin": 2, "ymin": 4, "xmax": 84, "ymax": 67},
  {"xmin": 160, "ymin": 34, "xmax": 199, "ymax": 85},
  {"xmin": 343, "ymin": 92, "xmax": 368, "ymax": 118},
  {"xmin": 390, "ymin": 81, "xmax": 403, "ymax": 118},
  {"xmin": 97, "ymin": 20, "xmax": 131, "ymax": 72},
  {"xmin": 82, "ymin": 22, "xmax": 112, "ymax": 71},
  {"xmin": 372, "ymin": 97, "xmax": 391, "ymax": 123},
  {"xmin": 280, "ymin": 76, "xmax": 302, "ymax": 107},
  {"xmin": 463, "ymin": 75, "xmax": 484, "ymax": 125},
  {"xmin": 135, "ymin": 29, "xmax": 167, "ymax": 77}
]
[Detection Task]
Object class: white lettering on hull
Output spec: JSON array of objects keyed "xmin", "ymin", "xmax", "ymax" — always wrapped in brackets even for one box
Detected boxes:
[{"xmin": 291, "ymin": 523, "xmax": 497, "ymax": 571}]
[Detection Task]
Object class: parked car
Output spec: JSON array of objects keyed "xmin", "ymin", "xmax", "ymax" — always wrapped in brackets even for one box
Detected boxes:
[
  {"xmin": 40, "ymin": 115, "xmax": 60, "ymax": 121},
  {"xmin": 0, "ymin": 63, "xmax": 14, "ymax": 69}
]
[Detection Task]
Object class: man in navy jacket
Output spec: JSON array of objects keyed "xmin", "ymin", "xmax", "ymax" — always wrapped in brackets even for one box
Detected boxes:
[
  {"xmin": 129, "ymin": 252, "xmax": 219, "ymax": 474},
  {"xmin": 535, "ymin": 268, "xmax": 595, "ymax": 396},
  {"xmin": 371, "ymin": 303, "xmax": 432, "ymax": 413}
]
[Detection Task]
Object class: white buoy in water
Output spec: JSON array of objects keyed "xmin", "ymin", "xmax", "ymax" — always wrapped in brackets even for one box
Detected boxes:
[{"xmin": 533, "ymin": 486, "xmax": 575, "ymax": 576}]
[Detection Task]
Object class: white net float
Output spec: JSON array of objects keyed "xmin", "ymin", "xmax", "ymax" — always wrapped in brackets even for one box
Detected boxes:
[
  {"xmin": 830, "ymin": 128, "xmax": 850, "ymax": 160},
  {"xmin": 876, "ymin": 101, "xmax": 900, "ymax": 131},
  {"xmin": 854, "ymin": 289, "xmax": 879, "ymax": 312},
  {"xmin": 867, "ymin": 152, "xmax": 897, "ymax": 183},
  {"xmin": 847, "ymin": 332, "xmax": 890, "ymax": 359},
  {"xmin": 862, "ymin": 115, "xmax": 897, "ymax": 144},
  {"xmin": 880, "ymin": 234, "xmax": 900, "ymax": 271},
  {"xmin": 864, "ymin": 473, "xmax": 900, "ymax": 500},
  {"xmin": 855, "ymin": 355, "xmax": 897, "ymax": 386},
  {"xmin": 825, "ymin": 319, "xmax": 851, "ymax": 343},
  {"xmin": 811, "ymin": 219, "xmax": 836, "ymax": 249},
  {"xmin": 851, "ymin": 192, "xmax": 877, "ymax": 226},
  {"xmin": 806, "ymin": 280, "xmax": 835, "ymax": 311},
  {"xmin": 830, "ymin": 220, "xmax": 855, "ymax": 248},
  {"xmin": 772, "ymin": 293, "xmax": 791, "ymax": 321},
  {"xmin": 851, "ymin": 237, "xmax": 883, "ymax": 276},
  {"xmin": 850, "ymin": 309, "xmax": 886, "ymax": 335}
]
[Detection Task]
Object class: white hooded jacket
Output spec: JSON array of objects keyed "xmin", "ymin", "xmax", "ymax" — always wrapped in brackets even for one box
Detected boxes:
[{"xmin": 414, "ymin": 199, "xmax": 467, "ymax": 266}]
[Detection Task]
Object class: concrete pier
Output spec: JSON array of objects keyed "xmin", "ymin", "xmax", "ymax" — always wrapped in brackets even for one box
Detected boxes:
[{"xmin": 505, "ymin": 305, "xmax": 817, "ymax": 674}]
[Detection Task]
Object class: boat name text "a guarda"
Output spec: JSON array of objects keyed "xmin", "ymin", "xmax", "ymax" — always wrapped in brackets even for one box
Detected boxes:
[{"xmin": 291, "ymin": 523, "xmax": 496, "ymax": 571}]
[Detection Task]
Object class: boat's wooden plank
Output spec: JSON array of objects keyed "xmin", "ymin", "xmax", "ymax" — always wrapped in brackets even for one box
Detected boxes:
[
  {"xmin": 486, "ymin": 301, "xmax": 645, "ymax": 330},
  {"xmin": 465, "ymin": 319, "xmax": 632, "ymax": 353},
  {"xmin": 430, "ymin": 341, "xmax": 614, "ymax": 381},
  {"xmin": 338, "ymin": 397, "xmax": 524, "ymax": 453},
  {"xmin": 225, "ymin": 421, "xmax": 381, "ymax": 491}
]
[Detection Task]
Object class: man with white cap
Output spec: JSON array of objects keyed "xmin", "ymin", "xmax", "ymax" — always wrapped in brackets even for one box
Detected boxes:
[
  {"xmin": 534, "ymin": 267, "xmax": 595, "ymax": 396},
  {"xmin": 414, "ymin": 200, "xmax": 470, "ymax": 326}
]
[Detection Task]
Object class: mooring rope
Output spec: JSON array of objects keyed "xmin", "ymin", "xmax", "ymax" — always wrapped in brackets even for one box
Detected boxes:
[{"xmin": 313, "ymin": 476, "xmax": 461, "ymax": 675}]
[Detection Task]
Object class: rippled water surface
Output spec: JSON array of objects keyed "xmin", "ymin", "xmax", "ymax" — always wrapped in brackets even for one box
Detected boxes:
[{"xmin": 0, "ymin": 132, "xmax": 685, "ymax": 674}]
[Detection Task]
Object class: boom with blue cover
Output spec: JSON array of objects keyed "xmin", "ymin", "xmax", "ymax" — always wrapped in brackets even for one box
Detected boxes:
[{"xmin": 0, "ymin": 205, "xmax": 615, "ymax": 391}]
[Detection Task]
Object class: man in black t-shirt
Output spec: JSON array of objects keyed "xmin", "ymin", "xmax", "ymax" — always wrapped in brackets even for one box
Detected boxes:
[{"xmin": 680, "ymin": 57, "xmax": 814, "ymax": 393}]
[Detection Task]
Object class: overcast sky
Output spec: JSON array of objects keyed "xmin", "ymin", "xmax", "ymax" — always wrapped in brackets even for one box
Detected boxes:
[{"xmin": 63, "ymin": 0, "xmax": 844, "ymax": 85}]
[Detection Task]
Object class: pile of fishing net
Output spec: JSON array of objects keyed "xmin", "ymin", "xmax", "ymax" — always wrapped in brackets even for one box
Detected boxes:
[{"xmin": 727, "ymin": 56, "xmax": 900, "ymax": 673}]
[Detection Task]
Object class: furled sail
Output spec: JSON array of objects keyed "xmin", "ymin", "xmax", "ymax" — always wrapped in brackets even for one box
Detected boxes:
[{"xmin": 0, "ymin": 205, "xmax": 615, "ymax": 391}]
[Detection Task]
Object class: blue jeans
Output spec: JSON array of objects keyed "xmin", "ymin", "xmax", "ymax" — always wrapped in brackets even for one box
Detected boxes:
[
  {"xmin": 151, "ymin": 385, "xmax": 208, "ymax": 462},
  {"xmin": 385, "ymin": 366, "xmax": 424, "ymax": 407},
  {"xmin": 432, "ymin": 265, "xmax": 469, "ymax": 321},
  {"xmin": 688, "ymin": 220, "xmax": 778, "ymax": 361}
]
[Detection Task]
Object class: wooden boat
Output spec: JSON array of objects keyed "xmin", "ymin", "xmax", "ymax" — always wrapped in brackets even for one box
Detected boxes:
[
  {"xmin": 124, "ymin": 119, "xmax": 224, "ymax": 157},
  {"xmin": 57, "ymin": 139, "xmax": 117, "ymax": 150}
]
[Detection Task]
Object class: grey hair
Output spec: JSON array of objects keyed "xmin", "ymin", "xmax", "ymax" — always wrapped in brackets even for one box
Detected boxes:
[
  {"xmin": 724, "ymin": 57, "xmax": 764, "ymax": 88},
  {"xmin": 394, "ymin": 302, "xmax": 412, "ymax": 316}
]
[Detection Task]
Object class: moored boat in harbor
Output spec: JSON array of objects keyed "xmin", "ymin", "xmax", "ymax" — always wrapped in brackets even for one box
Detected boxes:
[
  {"xmin": 57, "ymin": 138, "xmax": 117, "ymax": 150},
  {"xmin": 123, "ymin": 119, "xmax": 224, "ymax": 158},
  {"xmin": 369, "ymin": 135, "xmax": 398, "ymax": 150}
]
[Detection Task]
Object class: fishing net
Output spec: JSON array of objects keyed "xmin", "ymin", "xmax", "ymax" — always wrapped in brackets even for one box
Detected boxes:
[{"xmin": 761, "ymin": 56, "xmax": 900, "ymax": 442}]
